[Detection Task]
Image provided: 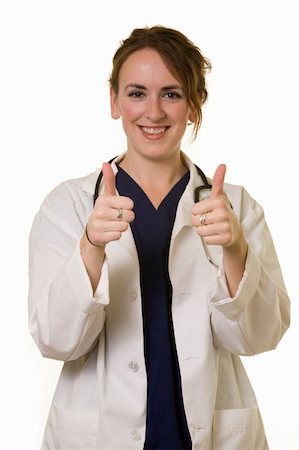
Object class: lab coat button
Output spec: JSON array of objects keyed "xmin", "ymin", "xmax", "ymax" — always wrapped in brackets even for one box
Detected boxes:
[
  {"xmin": 130, "ymin": 430, "xmax": 141, "ymax": 441},
  {"xmin": 129, "ymin": 290, "xmax": 137, "ymax": 301},
  {"xmin": 128, "ymin": 361, "xmax": 139, "ymax": 372}
]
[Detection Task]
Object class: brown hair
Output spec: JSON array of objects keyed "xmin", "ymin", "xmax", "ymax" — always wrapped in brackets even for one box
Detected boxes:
[{"xmin": 109, "ymin": 25, "xmax": 211, "ymax": 140}]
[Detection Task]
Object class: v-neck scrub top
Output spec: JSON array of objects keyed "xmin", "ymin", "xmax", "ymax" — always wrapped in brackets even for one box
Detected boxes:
[{"xmin": 116, "ymin": 166, "xmax": 192, "ymax": 450}]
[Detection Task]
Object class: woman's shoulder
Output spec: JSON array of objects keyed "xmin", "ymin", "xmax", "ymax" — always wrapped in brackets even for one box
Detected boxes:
[
  {"xmin": 45, "ymin": 169, "xmax": 100, "ymax": 202},
  {"xmin": 220, "ymin": 180, "xmax": 263, "ymax": 219},
  {"xmin": 38, "ymin": 169, "xmax": 101, "ymax": 223}
]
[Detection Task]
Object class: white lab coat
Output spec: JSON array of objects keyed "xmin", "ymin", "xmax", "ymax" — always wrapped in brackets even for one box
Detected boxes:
[{"xmin": 28, "ymin": 153, "xmax": 290, "ymax": 450}]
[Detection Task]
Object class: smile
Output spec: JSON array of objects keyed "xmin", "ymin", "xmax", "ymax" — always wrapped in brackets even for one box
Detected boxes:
[
  {"xmin": 139, "ymin": 126, "xmax": 169, "ymax": 139},
  {"xmin": 141, "ymin": 127, "xmax": 166, "ymax": 134}
]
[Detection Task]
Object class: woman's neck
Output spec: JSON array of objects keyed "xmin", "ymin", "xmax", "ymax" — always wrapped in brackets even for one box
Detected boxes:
[
  {"xmin": 118, "ymin": 151, "xmax": 188, "ymax": 209},
  {"xmin": 119, "ymin": 152, "xmax": 187, "ymax": 187}
]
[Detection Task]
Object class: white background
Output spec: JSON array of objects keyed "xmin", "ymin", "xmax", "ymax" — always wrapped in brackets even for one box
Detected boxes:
[{"xmin": 1, "ymin": 0, "xmax": 298, "ymax": 449}]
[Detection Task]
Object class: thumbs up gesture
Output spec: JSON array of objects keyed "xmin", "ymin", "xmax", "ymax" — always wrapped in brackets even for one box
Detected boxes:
[
  {"xmin": 85, "ymin": 163, "xmax": 135, "ymax": 247},
  {"xmin": 191, "ymin": 164, "xmax": 243, "ymax": 248}
]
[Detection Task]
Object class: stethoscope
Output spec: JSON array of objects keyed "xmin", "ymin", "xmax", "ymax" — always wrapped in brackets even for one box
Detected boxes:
[{"xmin": 93, "ymin": 156, "xmax": 213, "ymax": 206}]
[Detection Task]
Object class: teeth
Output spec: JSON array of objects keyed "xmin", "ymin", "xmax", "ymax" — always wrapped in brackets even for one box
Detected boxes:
[{"xmin": 142, "ymin": 127, "xmax": 166, "ymax": 135}]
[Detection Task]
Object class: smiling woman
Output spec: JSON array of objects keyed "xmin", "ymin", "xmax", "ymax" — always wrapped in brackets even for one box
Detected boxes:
[
  {"xmin": 110, "ymin": 48, "xmax": 192, "ymax": 170},
  {"xmin": 28, "ymin": 25, "xmax": 290, "ymax": 450},
  {"xmin": 109, "ymin": 26, "xmax": 211, "ymax": 142}
]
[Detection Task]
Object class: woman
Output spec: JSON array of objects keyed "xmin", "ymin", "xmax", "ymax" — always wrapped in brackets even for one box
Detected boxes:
[{"xmin": 28, "ymin": 26, "xmax": 290, "ymax": 449}]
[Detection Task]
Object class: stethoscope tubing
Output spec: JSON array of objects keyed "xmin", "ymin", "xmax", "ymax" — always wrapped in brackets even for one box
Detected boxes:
[{"xmin": 93, "ymin": 156, "xmax": 213, "ymax": 206}]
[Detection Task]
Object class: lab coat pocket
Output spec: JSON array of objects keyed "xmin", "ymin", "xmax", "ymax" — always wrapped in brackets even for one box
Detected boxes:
[
  {"xmin": 212, "ymin": 407, "xmax": 268, "ymax": 450},
  {"xmin": 42, "ymin": 404, "xmax": 98, "ymax": 450}
]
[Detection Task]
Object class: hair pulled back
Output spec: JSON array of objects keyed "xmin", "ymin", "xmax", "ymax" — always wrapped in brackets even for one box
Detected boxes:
[{"xmin": 109, "ymin": 25, "xmax": 211, "ymax": 140}]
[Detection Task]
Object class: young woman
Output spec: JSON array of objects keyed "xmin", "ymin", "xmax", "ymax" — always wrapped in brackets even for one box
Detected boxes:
[{"xmin": 28, "ymin": 26, "xmax": 290, "ymax": 450}]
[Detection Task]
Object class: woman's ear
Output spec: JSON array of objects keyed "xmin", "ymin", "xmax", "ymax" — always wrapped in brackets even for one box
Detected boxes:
[
  {"xmin": 110, "ymin": 87, "xmax": 121, "ymax": 119},
  {"xmin": 188, "ymin": 110, "xmax": 195, "ymax": 124}
]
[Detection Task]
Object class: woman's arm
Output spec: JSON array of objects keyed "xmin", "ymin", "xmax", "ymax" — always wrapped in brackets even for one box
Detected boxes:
[
  {"xmin": 209, "ymin": 188, "xmax": 290, "ymax": 356},
  {"xmin": 28, "ymin": 181, "xmax": 109, "ymax": 362},
  {"xmin": 29, "ymin": 164, "xmax": 134, "ymax": 362}
]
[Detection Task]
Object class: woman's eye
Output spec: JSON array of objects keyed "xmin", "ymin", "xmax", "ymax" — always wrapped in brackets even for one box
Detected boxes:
[
  {"xmin": 128, "ymin": 91, "xmax": 144, "ymax": 98},
  {"xmin": 164, "ymin": 92, "xmax": 181, "ymax": 99}
]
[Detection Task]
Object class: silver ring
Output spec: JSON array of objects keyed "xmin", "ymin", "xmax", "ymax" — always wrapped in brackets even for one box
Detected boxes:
[
  {"xmin": 116, "ymin": 208, "xmax": 123, "ymax": 220},
  {"xmin": 199, "ymin": 214, "xmax": 207, "ymax": 225}
]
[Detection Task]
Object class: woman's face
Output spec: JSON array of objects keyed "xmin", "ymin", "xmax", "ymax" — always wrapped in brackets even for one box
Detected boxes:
[{"xmin": 110, "ymin": 48, "xmax": 192, "ymax": 162}]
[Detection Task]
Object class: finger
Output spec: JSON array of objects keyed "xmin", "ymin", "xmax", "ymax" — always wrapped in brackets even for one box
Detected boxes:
[
  {"xmin": 102, "ymin": 162, "xmax": 117, "ymax": 196},
  {"xmin": 100, "ymin": 220, "xmax": 130, "ymax": 233},
  {"xmin": 191, "ymin": 196, "xmax": 223, "ymax": 216},
  {"xmin": 211, "ymin": 164, "xmax": 226, "ymax": 198},
  {"xmin": 95, "ymin": 207, "xmax": 135, "ymax": 223},
  {"xmin": 196, "ymin": 221, "xmax": 230, "ymax": 238},
  {"xmin": 191, "ymin": 212, "xmax": 209, "ymax": 228},
  {"xmin": 96, "ymin": 195, "xmax": 134, "ymax": 212},
  {"xmin": 200, "ymin": 233, "xmax": 232, "ymax": 247},
  {"xmin": 87, "ymin": 220, "xmax": 129, "ymax": 247},
  {"xmin": 96, "ymin": 231, "xmax": 122, "ymax": 246}
]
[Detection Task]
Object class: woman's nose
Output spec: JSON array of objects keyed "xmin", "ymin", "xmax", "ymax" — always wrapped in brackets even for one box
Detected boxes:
[{"xmin": 146, "ymin": 98, "xmax": 166, "ymax": 122}]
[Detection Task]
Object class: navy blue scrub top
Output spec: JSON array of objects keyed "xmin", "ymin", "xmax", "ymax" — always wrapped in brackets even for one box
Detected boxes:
[{"xmin": 116, "ymin": 166, "xmax": 192, "ymax": 450}]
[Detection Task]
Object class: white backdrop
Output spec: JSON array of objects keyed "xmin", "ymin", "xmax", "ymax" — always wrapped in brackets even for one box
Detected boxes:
[{"xmin": 1, "ymin": 0, "xmax": 298, "ymax": 449}]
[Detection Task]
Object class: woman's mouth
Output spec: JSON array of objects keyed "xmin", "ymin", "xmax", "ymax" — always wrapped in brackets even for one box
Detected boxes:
[{"xmin": 139, "ymin": 126, "xmax": 169, "ymax": 139}]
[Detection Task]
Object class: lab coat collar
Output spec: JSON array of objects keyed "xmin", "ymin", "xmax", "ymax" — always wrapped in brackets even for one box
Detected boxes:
[
  {"xmin": 171, "ymin": 152, "xmax": 209, "ymax": 238},
  {"xmin": 82, "ymin": 153, "xmax": 126, "ymax": 195},
  {"xmin": 82, "ymin": 151, "xmax": 208, "ymax": 203}
]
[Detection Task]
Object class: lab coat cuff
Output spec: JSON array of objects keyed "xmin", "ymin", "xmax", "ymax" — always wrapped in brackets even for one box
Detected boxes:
[
  {"xmin": 65, "ymin": 241, "xmax": 110, "ymax": 314},
  {"xmin": 93, "ymin": 258, "xmax": 110, "ymax": 303},
  {"xmin": 209, "ymin": 246, "xmax": 261, "ymax": 318}
]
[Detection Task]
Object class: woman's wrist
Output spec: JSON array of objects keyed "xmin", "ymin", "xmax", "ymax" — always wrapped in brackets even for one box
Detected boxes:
[
  {"xmin": 80, "ymin": 231, "xmax": 105, "ymax": 293},
  {"xmin": 85, "ymin": 223, "xmax": 105, "ymax": 248}
]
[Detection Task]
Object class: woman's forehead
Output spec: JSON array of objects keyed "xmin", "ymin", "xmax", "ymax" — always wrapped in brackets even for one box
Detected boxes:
[{"xmin": 118, "ymin": 48, "xmax": 181, "ymax": 87}]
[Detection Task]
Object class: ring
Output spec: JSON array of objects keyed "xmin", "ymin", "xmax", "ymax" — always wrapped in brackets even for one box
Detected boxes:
[
  {"xmin": 199, "ymin": 214, "xmax": 207, "ymax": 225},
  {"xmin": 116, "ymin": 208, "xmax": 123, "ymax": 220}
]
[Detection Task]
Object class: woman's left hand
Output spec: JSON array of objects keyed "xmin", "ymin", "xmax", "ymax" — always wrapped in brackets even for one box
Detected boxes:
[
  {"xmin": 192, "ymin": 164, "xmax": 248, "ymax": 296},
  {"xmin": 191, "ymin": 164, "xmax": 244, "ymax": 248}
]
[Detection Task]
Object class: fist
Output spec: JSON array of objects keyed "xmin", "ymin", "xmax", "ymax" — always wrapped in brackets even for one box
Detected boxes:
[
  {"xmin": 86, "ymin": 163, "xmax": 135, "ymax": 247},
  {"xmin": 191, "ymin": 164, "xmax": 242, "ymax": 247}
]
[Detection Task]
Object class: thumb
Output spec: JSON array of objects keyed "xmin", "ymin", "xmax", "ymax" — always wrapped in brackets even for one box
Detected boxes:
[
  {"xmin": 102, "ymin": 162, "xmax": 117, "ymax": 196},
  {"xmin": 211, "ymin": 164, "xmax": 226, "ymax": 198}
]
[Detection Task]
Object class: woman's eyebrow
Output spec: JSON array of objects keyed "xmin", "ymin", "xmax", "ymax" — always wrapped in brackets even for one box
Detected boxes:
[
  {"xmin": 161, "ymin": 85, "xmax": 183, "ymax": 91},
  {"xmin": 124, "ymin": 83, "xmax": 183, "ymax": 90},
  {"xmin": 125, "ymin": 83, "xmax": 146, "ymax": 90}
]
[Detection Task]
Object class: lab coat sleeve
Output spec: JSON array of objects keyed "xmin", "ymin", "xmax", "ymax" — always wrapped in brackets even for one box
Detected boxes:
[
  {"xmin": 209, "ymin": 187, "xmax": 290, "ymax": 356},
  {"xmin": 28, "ymin": 181, "xmax": 109, "ymax": 361}
]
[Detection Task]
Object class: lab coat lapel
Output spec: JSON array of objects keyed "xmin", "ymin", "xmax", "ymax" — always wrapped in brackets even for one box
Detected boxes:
[
  {"xmin": 170, "ymin": 154, "xmax": 223, "ymax": 270},
  {"xmin": 170, "ymin": 153, "xmax": 206, "ymax": 241},
  {"xmin": 118, "ymin": 224, "xmax": 139, "ymax": 266}
]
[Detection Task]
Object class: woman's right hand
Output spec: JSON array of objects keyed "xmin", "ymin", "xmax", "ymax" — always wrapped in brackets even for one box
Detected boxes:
[
  {"xmin": 85, "ymin": 162, "xmax": 135, "ymax": 248},
  {"xmin": 80, "ymin": 162, "xmax": 134, "ymax": 292}
]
